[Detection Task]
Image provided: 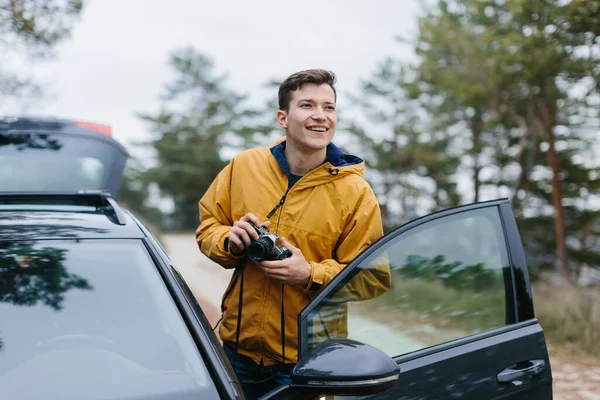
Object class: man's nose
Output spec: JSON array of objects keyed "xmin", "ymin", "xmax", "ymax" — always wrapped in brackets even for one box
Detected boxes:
[{"xmin": 311, "ymin": 107, "xmax": 326, "ymax": 120}]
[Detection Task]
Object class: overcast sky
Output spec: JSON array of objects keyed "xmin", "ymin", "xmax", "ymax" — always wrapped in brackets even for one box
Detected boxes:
[{"xmin": 20, "ymin": 0, "xmax": 421, "ymax": 156}]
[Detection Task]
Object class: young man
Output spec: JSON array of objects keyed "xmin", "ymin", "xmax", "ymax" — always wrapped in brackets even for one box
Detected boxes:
[{"xmin": 196, "ymin": 69, "xmax": 387, "ymax": 399}]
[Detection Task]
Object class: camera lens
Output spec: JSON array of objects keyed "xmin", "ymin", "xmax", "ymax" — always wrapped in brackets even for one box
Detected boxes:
[{"xmin": 247, "ymin": 238, "xmax": 274, "ymax": 262}]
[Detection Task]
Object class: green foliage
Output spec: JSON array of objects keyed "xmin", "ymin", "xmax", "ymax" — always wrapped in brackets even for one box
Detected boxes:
[
  {"xmin": 347, "ymin": 60, "xmax": 461, "ymax": 228},
  {"xmin": 0, "ymin": 0, "xmax": 84, "ymax": 101},
  {"xmin": 118, "ymin": 161, "xmax": 165, "ymax": 230},
  {"xmin": 348, "ymin": 0, "xmax": 600, "ymax": 278},
  {"xmin": 1, "ymin": 0, "xmax": 83, "ymax": 54},
  {"xmin": 134, "ymin": 47, "xmax": 266, "ymax": 230}
]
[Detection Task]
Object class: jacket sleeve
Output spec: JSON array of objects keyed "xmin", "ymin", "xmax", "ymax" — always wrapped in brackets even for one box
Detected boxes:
[
  {"xmin": 195, "ymin": 161, "xmax": 245, "ymax": 269},
  {"xmin": 305, "ymin": 187, "xmax": 391, "ymax": 300}
]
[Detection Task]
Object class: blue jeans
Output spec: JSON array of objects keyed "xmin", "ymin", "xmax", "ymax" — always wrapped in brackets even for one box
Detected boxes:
[{"xmin": 223, "ymin": 344, "xmax": 293, "ymax": 400}]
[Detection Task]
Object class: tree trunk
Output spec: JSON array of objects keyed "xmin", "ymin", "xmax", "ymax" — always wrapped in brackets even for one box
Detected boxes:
[
  {"xmin": 511, "ymin": 103, "xmax": 540, "ymax": 218},
  {"xmin": 541, "ymin": 103, "xmax": 570, "ymax": 280},
  {"xmin": 510, "ymin": 114, "xmax": 530, "ymax": 218}
]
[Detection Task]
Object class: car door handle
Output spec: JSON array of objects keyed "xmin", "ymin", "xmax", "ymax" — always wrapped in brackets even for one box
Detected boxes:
[{"xmin": 497, "ymin": 360, "xmax": 546, "ymax": 384}]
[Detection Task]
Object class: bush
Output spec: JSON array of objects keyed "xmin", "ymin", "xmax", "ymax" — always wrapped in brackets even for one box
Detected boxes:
[{"xmin": 533, "ymin": 277, "xmax": 600, "ymax": 358}]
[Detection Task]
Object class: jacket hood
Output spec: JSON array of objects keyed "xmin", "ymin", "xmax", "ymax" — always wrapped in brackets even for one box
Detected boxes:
[{"xmin": 269, "ymin": 139, "xmax": 365, "ymax": 189}]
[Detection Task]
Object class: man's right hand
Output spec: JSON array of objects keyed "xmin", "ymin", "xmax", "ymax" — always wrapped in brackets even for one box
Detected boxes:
[{"xmin": 227, "ymin": 213, "xmax": 271, "ymax": 255}]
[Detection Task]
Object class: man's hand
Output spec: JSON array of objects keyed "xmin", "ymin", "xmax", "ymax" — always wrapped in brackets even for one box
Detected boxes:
[
  {"xmin": 256, "ymin": 237, "xmax": 312, "ymax": 287},
  {"xmin": 227, "ymin": 213, "xmax": 271, "ymax": 255}
]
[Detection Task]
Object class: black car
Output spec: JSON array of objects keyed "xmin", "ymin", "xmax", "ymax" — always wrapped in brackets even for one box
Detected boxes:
[
  {"xmin": 0, "ymin": 116, "xmax": 129, "ymax": 198},
  {"xmin": 0, "ymin": 192, "xmax": 553, "ymax": 399}
]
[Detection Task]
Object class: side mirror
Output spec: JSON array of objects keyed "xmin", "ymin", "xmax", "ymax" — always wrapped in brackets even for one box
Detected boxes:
[{"xmin": 290, "ymin": 338, "xmax": 400, "ymax": 397}]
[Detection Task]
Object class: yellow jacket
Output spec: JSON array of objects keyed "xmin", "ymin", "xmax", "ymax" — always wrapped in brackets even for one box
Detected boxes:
[{"xmin": 196, "ymin": 140, "xmax": 389, "ymax": 366}]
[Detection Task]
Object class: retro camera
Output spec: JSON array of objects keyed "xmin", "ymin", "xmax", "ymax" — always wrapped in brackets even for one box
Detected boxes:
[{"xmin": 246, "ymin": 222, "xmax": 292, "ymax": 262}]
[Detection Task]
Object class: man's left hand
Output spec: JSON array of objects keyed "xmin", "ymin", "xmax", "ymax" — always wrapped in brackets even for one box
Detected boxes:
[{"xmin": 256, "ymin": 237, "xmax": 311, "ymax": 287}]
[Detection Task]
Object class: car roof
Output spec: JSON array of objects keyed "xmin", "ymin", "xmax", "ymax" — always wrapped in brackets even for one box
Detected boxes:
[{"xmin": 0, "ymin": 192, "xmax": 145, "ymax": 241}]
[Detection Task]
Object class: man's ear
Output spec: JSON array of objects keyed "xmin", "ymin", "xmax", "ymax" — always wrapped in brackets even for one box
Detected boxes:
[{"xmin": 276, "ymin": 110, "xmax": 288, "ymax": 129}]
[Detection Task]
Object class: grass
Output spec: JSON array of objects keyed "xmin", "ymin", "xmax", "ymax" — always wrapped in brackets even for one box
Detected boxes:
[{"xmin": 533, "ymin": 277, "xmax": 600, "ymax": 359}]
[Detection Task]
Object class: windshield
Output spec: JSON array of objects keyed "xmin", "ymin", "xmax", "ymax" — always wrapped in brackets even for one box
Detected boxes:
[
  {"xmin": 0, "ymin": 239, "xmax": 219, "ymax": 400},
  {"xmin": 0, "ymin": 133, "xmax": 126, "ymax": 196}
]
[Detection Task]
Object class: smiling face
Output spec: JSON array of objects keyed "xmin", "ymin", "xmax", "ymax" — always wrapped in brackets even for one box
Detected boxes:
[{"xmin": 276, "ymin": 83, "xmax": 337, "ymax": 154}]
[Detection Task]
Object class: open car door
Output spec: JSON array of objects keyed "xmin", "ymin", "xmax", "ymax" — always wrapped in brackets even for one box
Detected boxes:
[{"xmin": 296, "ymin": 199, "xmax": 552, "ymax": 399}]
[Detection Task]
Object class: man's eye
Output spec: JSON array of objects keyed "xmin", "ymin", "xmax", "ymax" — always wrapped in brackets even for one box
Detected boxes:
[
  {"xmin": 326, "ymin": 106, "xmax": 336, "ymax": 111},
  {"xmin": 300, "ymin": 104, "xmax": 311, "ymax": 108}
]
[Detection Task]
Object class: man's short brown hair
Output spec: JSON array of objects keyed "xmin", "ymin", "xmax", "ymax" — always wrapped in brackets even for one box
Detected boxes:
[{"xmin": 278, "ymin": 69, "xmax": 337, "ymax": 111}]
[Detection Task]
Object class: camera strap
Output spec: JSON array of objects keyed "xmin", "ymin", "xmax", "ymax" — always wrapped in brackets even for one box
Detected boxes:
[
  {"xmin": 281, "ymin": 284, "xmax": 286, "ymax": 364},
  {"xmin": 267, "ymin": 188, "xmax": 290, "ymax": 219},
  {"xmin": 235, "ymin": 267, "xmax": 245, "ymax": 351}
]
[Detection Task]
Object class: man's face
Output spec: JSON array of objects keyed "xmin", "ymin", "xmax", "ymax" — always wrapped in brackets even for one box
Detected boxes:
[{"xmin": 277, "ymin": 83, "xmax": 337, "ymax": 153}]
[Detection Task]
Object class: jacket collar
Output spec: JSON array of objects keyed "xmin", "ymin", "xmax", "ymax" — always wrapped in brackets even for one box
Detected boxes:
[{"xmin": 269, "ymin": 140, "xmax": 362, "ymax": 178}]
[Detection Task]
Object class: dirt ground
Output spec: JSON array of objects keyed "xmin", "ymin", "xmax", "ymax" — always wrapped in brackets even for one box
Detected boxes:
[
  {"xmin": 162, "ymin": 233, "xmax": 600, "ymax": 400},
  {"xmin": 548, "ymin": 347, "xmax": 600, "ymax": 400}
]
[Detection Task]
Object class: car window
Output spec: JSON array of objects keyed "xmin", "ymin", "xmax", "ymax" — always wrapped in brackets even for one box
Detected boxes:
[
  {"xmin": 0, "ymin": 239, "xmax": 220, "ymax": 400},
  {"xmin": 0, "ymin": 133, "xmax": 118, "ymax": 192},
  {"xmin": 305, "ymin": 206, "xmax": 513, "ymax": 358}
]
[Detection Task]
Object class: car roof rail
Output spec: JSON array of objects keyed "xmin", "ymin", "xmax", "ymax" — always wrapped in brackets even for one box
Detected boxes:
[{"xmin": 0, "ymin": 190, "xmax": 127, "ymax": 225}]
